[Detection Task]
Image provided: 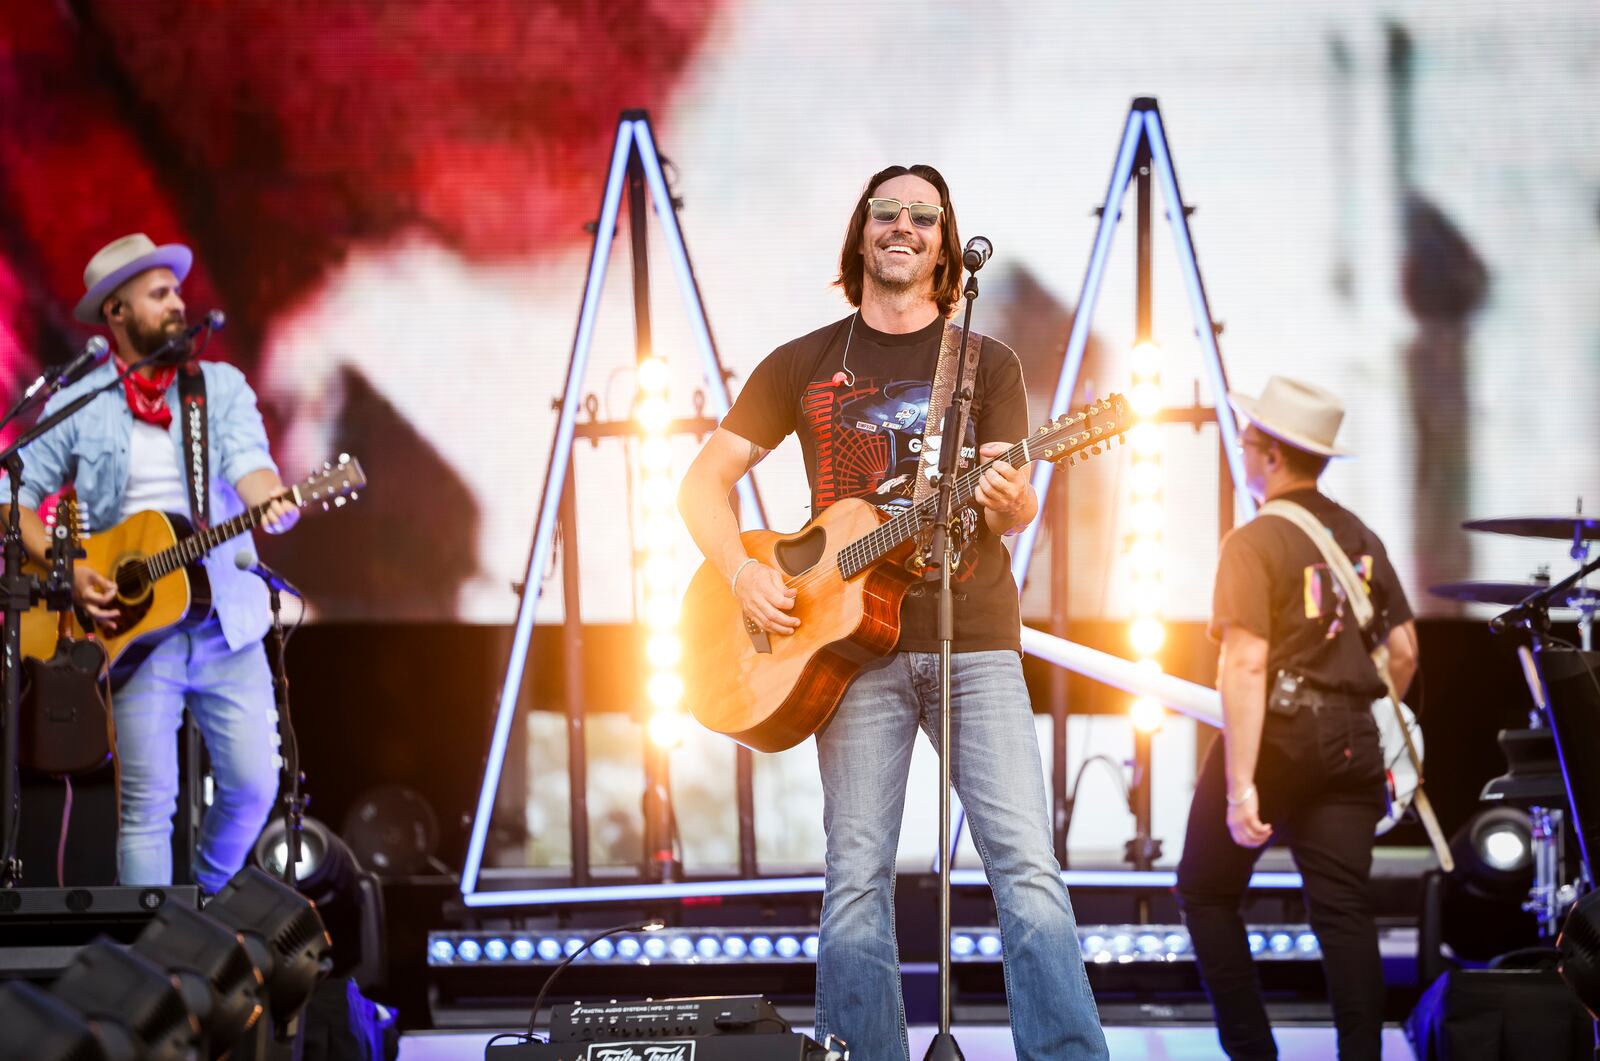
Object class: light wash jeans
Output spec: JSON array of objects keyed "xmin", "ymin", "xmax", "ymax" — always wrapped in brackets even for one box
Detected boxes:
[
  {"xmin": 113, "ymin": 619, "xmax": 278, "ymax": 893},
  {"xmin": 814, "ymin": 650, "xmax": 1108, "ymax": 1061}
]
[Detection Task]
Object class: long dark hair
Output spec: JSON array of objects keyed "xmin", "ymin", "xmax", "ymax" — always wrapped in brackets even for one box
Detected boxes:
[{"xmin": 833, "ymin": 163, "xmax": 963, "ymax": 318}]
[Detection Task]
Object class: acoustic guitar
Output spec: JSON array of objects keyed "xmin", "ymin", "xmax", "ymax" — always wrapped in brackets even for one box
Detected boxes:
[
  {"xmin": 20, "ymin": 455, "xmax": 365, "ymax": 679},
  {"xmin": 682, "ymin": 398, "xmax": 1129, "ymax": 752}
]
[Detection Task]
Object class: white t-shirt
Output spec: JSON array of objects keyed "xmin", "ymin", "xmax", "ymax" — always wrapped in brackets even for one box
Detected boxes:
[{"xmin": 118, "ymin": 419, "xmax": 190, "ymax": 521}]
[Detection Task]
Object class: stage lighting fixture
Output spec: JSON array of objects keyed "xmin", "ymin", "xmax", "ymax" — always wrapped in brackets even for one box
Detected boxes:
[
  {"xmin": 203, "ymin": 866, "xmax": 332, "ymax": 1028},
  {"xmin": 0, "ymin": 981, "xmax": 105, "ymax": 1061},
  {"xmin": 130, "ymin": 901, "xmax": 264, "ymax": 1057},
  {"xmin": 1557, "ymin": 888, "xmax": 1600, "ymax": 1017},
  {"xmin": 252, "ymin": 814, "xmax": 357, "ymax": 908},
  {"xmin": 49, "ymin": 938, "xmax": 200, "ymax": 1061},
  {"xmin": 254, "ymin": 817, "xmax": 388, "ymax": 989},
  {"xmin": 341, "ymin": 783, "xmax": 441, "ymax": 877},
  {"xmin": 1440, "ymin": 807, "xmax": 1539, "ymax": 961},
  {"xmin": 1452, "ymin": 808, "xmax": 1535, "ymax": 896}
]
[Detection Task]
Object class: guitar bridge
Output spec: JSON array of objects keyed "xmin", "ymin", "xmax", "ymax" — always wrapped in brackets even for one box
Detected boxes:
[{"xmin": 744, "ymin": 616, "xmax": 772, "ymax": 654}]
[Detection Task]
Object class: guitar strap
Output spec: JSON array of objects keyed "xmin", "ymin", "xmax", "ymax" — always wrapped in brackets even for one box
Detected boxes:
[
  {"xmin": 177, "ymin": 364, "xmax": 210, "ymax": 531},
  {"xmin": 1257, "ymin": 499, "xmax": 1454, "ymax": 871},
  {"xmin": 911, "ymin": 322, "xmax": 984, "ymax": 508}
]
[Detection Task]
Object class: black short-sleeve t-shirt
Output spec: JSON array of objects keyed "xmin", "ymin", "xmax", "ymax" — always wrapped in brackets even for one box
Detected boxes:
[
  {"xmin": 720, "ymin": 313, "xmax": 1030, "ymax": 653},
  {"xmin": 1209, "ymin": 488, "xmax": 1414, "ymax": 696}
]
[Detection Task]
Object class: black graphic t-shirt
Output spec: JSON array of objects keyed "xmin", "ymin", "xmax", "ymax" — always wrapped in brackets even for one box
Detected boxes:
[
  {"xmin": 721, "ymin": 313, "xmax": 1030, "ymax": 653},
  {"xmin": 1209, "ymin": 488, "xmax": 1413, "ymax": 696}
]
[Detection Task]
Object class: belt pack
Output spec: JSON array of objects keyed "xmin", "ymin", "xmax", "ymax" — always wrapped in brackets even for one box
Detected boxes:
[{"xmin": 1268, "ymin": 670, "xmax": 1369, "ymax": 717}]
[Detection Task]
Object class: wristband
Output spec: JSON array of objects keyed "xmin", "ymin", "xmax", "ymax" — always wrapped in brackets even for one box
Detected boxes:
[
  {"xmin": 1226, "ymin": 785, "xmax": 1257, "ymax": 807},
  {"xmin": 730, "ymin": 557, "xmax": 760, "ymax": 593}
]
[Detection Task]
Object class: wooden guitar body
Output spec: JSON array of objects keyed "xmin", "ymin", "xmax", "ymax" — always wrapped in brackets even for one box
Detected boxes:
[
  {"xmin": 682, "ymin": 499, "xmax": 917, "ymax": 752},
  {"xmin": 21, "ymin": 509, "xmax": 212, "ymax": 678}
]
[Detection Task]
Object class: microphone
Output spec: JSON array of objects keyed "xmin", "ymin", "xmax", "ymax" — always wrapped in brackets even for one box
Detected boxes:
[
  {"xmin": 24, "ymin": 336, "xmax": 110, "ymax": 400},
  {"xmin": 148, "ymin": 309, "xmax": 226, "ymax": 365},
  {"xmin": 58, "ymin": 335, "xmax": 110, "ymax": 388},
  {"xmin": 235, "ymin": 549, "xmax": 302, "ymax": 599},
  {"xmin": 962, "ymin": 236, "xmax": 993, "ymax": 272}
]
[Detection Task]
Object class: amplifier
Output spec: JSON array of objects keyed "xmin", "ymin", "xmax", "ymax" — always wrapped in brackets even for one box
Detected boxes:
[
  {"xmin": 550, "ymin": 995, "xmax": 787, "ymax": 1043},
  {"xmin": 487, "ymin": 1032, "xmax": 832, "ymax": 1060}
]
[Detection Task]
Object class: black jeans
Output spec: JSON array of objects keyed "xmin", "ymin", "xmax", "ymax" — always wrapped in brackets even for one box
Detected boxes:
[{"xmin": 1176, "ymin": 697, "xmax": 1388, "ymax": 1060}]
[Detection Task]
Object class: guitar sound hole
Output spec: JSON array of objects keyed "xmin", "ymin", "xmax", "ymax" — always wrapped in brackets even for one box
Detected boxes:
[
  {"xmin": 772, "ymin": 525, "xmax": 826, "ymax": 577},
  {"xmin": 113, "ymin": 559, "xmax": 152, "ymax": 606}
]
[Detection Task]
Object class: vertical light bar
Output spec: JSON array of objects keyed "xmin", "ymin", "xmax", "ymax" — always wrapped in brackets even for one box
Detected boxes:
[
  {"xmin": 636, "ymin": 352, "xmax": 685, "ymax": 748},
  {"xmin": 1010, "ymin": 109, "xmax": 1146, "ymax": 588},
  {"xmin": 1142, "ymin": 106, "xmax": 1254, "ymax": 518},
  {"xmin": 460, "ymin": 119, "xmax": 637, "ymax": 896},
  {"xmin": 631, "ymin": 119, "xmax": 766, "ymax": 530},
  {"xmin": 1126, "ymin": 342, "xmax": 1166, "ymax": 733}
]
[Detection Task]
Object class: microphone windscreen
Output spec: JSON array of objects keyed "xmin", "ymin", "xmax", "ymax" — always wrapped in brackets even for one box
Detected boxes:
[{"xmin": 234, "ymin": 550, "xmax": 257, "ymax": 571}]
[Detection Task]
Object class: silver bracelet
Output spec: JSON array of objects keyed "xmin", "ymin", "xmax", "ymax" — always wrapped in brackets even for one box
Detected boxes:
[
  {"xmin": 1226, "ymin": 784, "xmax": 1257, "ymax": 807},
  {"xmin": 730, "ymin": 557, "xmax": 760, "ymax": 593}
]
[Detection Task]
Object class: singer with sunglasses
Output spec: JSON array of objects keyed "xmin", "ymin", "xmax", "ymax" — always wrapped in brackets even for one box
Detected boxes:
[
  {"xmin": 1, "ymin": 234, "xmax": 300, "ymax": 894},
  {"xmin": 679, "ymin": 166, "xmax": 1108, "ymax": 1060}
]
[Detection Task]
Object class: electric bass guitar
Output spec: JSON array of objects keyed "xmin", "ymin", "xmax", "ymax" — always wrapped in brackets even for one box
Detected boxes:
[
  {"xmin": 682, "ymin": 397, "xmax": 1129, "ymax": 752},
  {"xmin": 20, "ymin": 455, "xmax": 365, "ymax": 679}
]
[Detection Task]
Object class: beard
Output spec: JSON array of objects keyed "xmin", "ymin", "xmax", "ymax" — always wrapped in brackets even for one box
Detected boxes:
[{"xmin": 125, "ymin": 312, "xmax": 186, "ymax": 358}]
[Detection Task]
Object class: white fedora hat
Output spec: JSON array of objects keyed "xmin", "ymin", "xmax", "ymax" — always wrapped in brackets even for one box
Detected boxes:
[
  {"xmin": 1228, "ymin": 375, "xmax": 1350, "ymax": 458},
  {"xmin": 74, "ymin": 233, "xmax": 193, "ymax": 324}
]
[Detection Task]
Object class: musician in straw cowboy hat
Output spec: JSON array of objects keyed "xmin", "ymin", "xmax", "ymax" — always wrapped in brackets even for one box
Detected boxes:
[
  {"xmin": 1175, "ymin": 376, "xmax": 1420, "ymax": 1060},
  {"xmin": 3, "ymin": 233, "xmax": 299, "ymax": 892}
]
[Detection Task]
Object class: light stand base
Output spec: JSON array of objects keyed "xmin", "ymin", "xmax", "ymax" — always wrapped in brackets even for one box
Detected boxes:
[{"xmin": 922, "ymin": 1032, "xmax": 966, "ymax": 1060}]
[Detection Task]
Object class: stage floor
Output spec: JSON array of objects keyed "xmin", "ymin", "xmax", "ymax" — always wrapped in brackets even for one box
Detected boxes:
[{"xmin": 399, "ymin": 1024, "xmax": 1418, "ymax": 1059}]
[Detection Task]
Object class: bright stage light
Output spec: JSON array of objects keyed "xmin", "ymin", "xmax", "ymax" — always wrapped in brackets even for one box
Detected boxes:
[
  {"xmin": 1130, "ymin": 340, "xmax": 1161, "ymax": 380},
  {"xmin": 1128, "ymin": 423, "xmax": 1160, "ymax": 458},
  {"xmin": 1131, "ymin": 697, "xmax": 1165, "ymax": 734},
  {"xmin": 647, "ymin": 672, "xmax": 683, "ymax": 709},
  {"xmin": 635, "ymin": 397, "xmax": 672, "ymax": 434},
  {"xmin": 1129, "ymin": 381, "xmax": 1162, "ymax": 419},
  {"xmin": 636, "ymin": 357, "xmax": 669, "ymax": 395},
  {"xmin": 648, "ymin": 710, "xmax": 685, "ymax": 749},
  {"xmin": 1130, "ymin": 499, "xmax": 1163, "ymax": 531},
  {"xmin": 643, "ymin": 595, "xmax": 678, "ymax": 630},
  {"xmin": 1130, "ymin": 617, "xmax": 1166, "ymax": 656},
  {"xmin": 646, "ymin": 632, "xmax": 681, "ymax": 668}
]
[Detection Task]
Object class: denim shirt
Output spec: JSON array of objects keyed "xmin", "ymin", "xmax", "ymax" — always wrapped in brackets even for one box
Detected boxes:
[{"xmin": 14, "ymin": 358, "xmax": 280, "ymax": 650}]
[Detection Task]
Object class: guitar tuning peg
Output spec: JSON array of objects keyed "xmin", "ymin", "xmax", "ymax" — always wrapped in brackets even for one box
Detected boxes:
[
  {"xmin": 322, "ymin": 501, "xmax": 330, "ymax": 511},
  {"xmin": 350, "ymin": 492, "xmax": 359, "ymax": 502}
]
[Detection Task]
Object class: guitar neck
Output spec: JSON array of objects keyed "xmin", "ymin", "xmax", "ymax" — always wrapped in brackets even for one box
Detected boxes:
[
  {"xmin": 144, "ymin": 497, "xmax": 286, "ymax": 581},
  {"xmin": 837, "ymin": 438, "xmax": 1035, "ymax": 578}
]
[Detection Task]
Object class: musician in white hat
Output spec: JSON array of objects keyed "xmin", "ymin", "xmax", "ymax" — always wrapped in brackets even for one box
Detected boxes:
[
  {"xmin": 1175, "ymin": 376, "xmax": 1419, "ymax": 1060},
  {"xmin": 3, "ymin": 233, "xmax": 299, "ymax": 893}
]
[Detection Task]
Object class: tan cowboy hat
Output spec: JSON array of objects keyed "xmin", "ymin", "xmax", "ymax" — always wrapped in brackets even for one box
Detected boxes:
[
  {"xmin": 74, "ymin": 233, "xmax": 193, "ymax": 324},
  {"xmin": 1228, "ymin": 375, "xmax": 1350, "ymax": 458}
]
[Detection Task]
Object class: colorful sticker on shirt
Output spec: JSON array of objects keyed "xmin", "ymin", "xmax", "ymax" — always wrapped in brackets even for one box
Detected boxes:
[
  {"xmin": 1302, "ymin": 555, "xmax": 1375, "ymax": 639},
  {"xmin": 801, "ymin": 375, "xmax": 978, "ymax": 580}
]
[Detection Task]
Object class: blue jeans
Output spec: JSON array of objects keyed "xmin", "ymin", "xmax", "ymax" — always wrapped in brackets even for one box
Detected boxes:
[
  {"xmin": 113, "ymin": 619, "xmax": 279, "ymax": 892},
  {"xmin": 814, "ymin": 650, "xmax": 1108, "ymax": 1061}
]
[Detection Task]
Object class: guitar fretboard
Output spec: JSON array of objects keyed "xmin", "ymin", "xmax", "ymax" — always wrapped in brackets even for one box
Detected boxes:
[
  {"xmin": 144, "ymin": 495, "xmax": 290, "ymax": 580},
  {"xmin": 835, "ymin": 438, "xmax": 1034, "ymax": 580}
]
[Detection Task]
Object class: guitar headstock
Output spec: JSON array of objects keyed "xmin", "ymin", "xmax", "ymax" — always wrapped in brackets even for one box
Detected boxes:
[
  {"xmin": 1029, "ymin": 393, "xmax": 1131, "ymax": 467},
  {"xmin": 59, "ymin": 494, "xmax": 85, "ymax": 543},
  {"xmin": 296, "ymin": 454, "xmax": 366, "ymax": 511}
]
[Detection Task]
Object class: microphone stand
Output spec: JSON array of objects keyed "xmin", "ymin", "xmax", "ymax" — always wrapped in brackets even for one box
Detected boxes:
[
  {"xmin": 923, "ymin": 267, "xmax": 981, "ymax": 1061},
  {"xmin": 0, "ymin": 319, "xmax": 221, "ymax": 885},
  {"xmin": 262, "ymin": 579, "xmax": 303, "ymax": 889}
]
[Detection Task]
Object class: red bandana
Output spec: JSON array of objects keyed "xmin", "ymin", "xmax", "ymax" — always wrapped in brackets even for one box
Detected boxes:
[{"xmin": 119, "ymin": 362, "xmax": 177, "ymax": 428}]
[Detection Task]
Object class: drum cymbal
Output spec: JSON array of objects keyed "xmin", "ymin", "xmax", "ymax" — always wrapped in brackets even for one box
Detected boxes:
[
  {"xmin": 1429, "ymin": 580, "xmax": 1597, "ymax": 608},
  {"xmin": 1462, "ymin": 516, "xmax": 1600, "ymax": 540}
]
